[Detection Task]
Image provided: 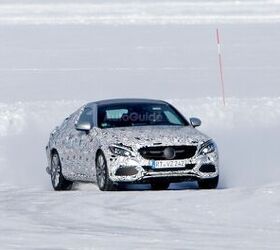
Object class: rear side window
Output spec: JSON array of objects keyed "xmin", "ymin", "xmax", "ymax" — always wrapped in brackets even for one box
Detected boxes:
[{"xmin": 106, "ymin": 109, "xmax": 128, "ymax": 119}]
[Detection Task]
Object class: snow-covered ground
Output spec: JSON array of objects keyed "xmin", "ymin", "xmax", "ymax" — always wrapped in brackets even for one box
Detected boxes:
[
  {"xmin": 1, "ymin": 182, "xmax": 280, "ymax": 249},
  {"xmin": 0, "ymin": 0, "xmax": 280, "ymax": 249}
]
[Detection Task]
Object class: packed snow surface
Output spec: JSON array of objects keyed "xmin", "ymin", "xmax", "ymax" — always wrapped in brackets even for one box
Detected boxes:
[
  {"xmin": 0, "ymin": 0, "xmax": 280, "ymax": 249},
  {"xmin": 0, "ymin": 183, "xmax": 280, "ymax": 249}
]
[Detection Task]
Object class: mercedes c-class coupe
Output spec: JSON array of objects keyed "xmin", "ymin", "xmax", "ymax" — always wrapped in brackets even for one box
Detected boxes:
[{"xmin": 46, "ymin": 99, "xmax": 219, "ymax": 191}]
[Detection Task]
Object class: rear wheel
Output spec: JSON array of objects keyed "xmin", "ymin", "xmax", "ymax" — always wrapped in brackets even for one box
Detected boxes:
[
  {"xmin": 151, "ymin": 181, "xmax": 170, "ymax": 190},
  {"xmin": 51, "ymin": 152, "xmax": 73, "ymax": 191},
  {"xmin": 198, "ymin": 176, "xmax": 219, "ymax": 189},
  {"xmin": 96, "ymin": 151, "xmax": 115, "ymax": 191}
]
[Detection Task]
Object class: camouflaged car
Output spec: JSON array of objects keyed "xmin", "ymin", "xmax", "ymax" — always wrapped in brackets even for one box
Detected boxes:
[{"xmin": 46, "ymin": 99, "xmax": 219, "ymax": 191}]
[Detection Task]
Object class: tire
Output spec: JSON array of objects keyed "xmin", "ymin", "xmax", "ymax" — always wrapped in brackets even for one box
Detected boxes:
[
  {"xmin": 50, "ymin": 152, "xmax": 73, "ymax": 191},
  {"xmin": 151, "ymin": 181, "xmax": 170, "ymax": 190},
  {"xmin": 96, "ymin": 151, "xmax": 115, "ymax": 191},
  {"xmin": 198, "ymin": 176, "xmax": 219, "ymax": 189}
]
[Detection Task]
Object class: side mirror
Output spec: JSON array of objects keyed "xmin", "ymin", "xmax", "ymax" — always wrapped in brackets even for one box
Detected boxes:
[
  {"xmin": 190, "ymin": 117, "xmax": 201, "ymax": 128},
  {"xmin": 75, "ymin": 122, "xmax": 92, "ymax": 133}
]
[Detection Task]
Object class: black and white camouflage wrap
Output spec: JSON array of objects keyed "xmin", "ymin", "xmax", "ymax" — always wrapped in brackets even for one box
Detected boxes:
[{"xmin": 46, "ymin": 105, "xmax": 219, "ymax": 184}]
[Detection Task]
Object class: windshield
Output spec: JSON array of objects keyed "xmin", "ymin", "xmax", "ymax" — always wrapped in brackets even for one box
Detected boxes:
[{"xmin": 98, "ymin": 102, "xmax": 188, "ymax": 129}]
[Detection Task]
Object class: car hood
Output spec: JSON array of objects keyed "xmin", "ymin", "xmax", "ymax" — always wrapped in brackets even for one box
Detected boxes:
[{"xmin": 100, "ymin": 126, "xmax": 210, "ymax": 149}]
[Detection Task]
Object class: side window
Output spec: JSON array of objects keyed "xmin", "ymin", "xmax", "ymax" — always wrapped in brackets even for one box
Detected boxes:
[
  {"xmin": 106, "ymin": 109, "xmax": 128, "ymax": 119},
  {"xmin": 77, "ymin": 107, "xmax": 93, "ymax": 126}
]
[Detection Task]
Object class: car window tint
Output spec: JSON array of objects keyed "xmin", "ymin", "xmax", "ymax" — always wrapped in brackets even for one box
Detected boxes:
[{"xmin": 106, "ymin": 109, "xmax": 128, "ymax": 119}]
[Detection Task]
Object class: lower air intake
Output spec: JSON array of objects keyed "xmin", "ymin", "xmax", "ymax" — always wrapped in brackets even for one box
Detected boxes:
[
  {"xmin": 199, "ymin": 164, "xmax": 216, "ymax": 173},
  {"xmin": 115, "ymin": 166, "xmax": 138, "ymax": 176}
]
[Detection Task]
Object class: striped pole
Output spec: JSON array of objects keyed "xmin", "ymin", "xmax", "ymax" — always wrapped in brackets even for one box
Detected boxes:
[{"xmin": 216, "ymin": 28, "xmax": 226, "ymax": 106}]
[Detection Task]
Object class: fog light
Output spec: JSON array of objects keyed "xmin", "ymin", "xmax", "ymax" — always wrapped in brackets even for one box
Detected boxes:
[
  {"xmin": 199, "ymin": 164, "xmax": 216, "ymax": 173},
  {"xmin": 115, "ymin": 166, "xmax": 138, "ymax": 176}
]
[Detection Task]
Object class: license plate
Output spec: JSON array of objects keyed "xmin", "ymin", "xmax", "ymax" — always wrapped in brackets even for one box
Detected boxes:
[{"xmin": 150, "ymin": 160, "xmax": 185, "ymax": 169}]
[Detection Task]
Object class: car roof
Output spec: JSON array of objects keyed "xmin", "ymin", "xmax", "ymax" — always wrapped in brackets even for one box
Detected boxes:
[{"xmin": 87, "ymin": 98, "xmax": 169, "ymax": 107}]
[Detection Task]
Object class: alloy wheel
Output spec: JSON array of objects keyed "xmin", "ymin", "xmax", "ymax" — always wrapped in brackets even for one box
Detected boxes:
[
  {"xmin": 51, "ymin": 154, "xmax": 61, "ymax": 188},
  {"xmin": 96, "ymin": 154, "xmax": 106, "ymax": 188}
]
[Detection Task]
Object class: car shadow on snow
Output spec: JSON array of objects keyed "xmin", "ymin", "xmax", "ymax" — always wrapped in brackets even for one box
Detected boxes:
[
  {"xmin": 73, "ymin": 181, "xmax": 226, "ymax": 192},
  {"xmin": 117, "ymin": 181, "xmax": 224, "ymax": 191}
]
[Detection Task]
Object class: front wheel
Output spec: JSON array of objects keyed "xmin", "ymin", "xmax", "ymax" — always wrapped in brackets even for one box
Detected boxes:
[
  {"xmin": 51, "ymin": 152, "xmax": 73, "ymax": 191},
  {"xmin": 96, "ymin": 151, "xmax": 115, "ymax": 191},
  {"xmin": 198, "ymin": 176, "xmax": 219, "ymax": 189}
]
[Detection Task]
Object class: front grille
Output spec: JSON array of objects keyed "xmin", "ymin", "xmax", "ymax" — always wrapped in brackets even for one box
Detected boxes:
[{"xmin": 139, "ymin": 145, "xmax": 197, "ymax": 160}]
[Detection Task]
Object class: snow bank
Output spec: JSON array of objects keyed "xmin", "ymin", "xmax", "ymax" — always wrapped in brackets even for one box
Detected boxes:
[
  {"xmin": 0, "ymin": 97, "xmax": 279, "ymax": 189},
  {"xmin": 1, "ymin": 0, "xmax": 280, "ymax": 25},
  {"xmin": 0, "ymin": 100, "xmax": 83, "ymax": 188},
  {"xmin": 0, "ymin": 100, "xmax": 82, "ymax": 137},
  {"xmin": 172, "ymin": 97, "xmax": 280, "ymax": 129}
]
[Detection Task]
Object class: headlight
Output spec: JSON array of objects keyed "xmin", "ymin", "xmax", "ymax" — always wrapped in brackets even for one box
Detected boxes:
[
  {"xmin": 109, "ymin": 145, "xmax": 135, "ymax": 157},
  {"xmin": 198, "ymin": 140, "xmax": 217, "ymax": 155}
]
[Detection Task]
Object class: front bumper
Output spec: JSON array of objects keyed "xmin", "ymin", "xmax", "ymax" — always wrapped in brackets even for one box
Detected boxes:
[{"xmin": 105, "ymin": 150, "xmax": 219, "ymax": 183}]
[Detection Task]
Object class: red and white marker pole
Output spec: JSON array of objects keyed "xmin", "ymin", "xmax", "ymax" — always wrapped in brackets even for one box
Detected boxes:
[{"xmin": 216, "ymin": 28, "xmax": 226, "ymax": 106}]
